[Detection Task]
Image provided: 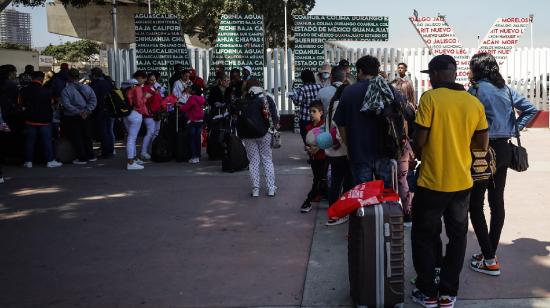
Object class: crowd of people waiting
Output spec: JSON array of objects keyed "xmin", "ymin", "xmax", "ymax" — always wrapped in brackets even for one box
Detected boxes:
[{"xmin": 290, "ymin": 54, "xmax": 538, "ymax": 307}]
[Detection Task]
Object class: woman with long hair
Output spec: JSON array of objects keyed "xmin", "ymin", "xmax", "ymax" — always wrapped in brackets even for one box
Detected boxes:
[
  {"xmin": 124, "ymin": 70, "xmax": 149, "ymax": 170},
  {"xmin": 467, "ymin": 52, "xmax": 538, "ymax": 276}
]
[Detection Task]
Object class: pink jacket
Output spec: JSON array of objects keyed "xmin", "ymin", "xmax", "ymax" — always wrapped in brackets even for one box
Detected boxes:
[{"xmin": 179, "ymin": 95, "xmax": 205, "ymax": 122}]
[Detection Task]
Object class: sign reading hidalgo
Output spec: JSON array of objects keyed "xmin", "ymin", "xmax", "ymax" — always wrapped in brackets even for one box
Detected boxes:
[
  {"xmin": 410, "ymin": 16, "xmax": 529, "ymax": 84},
  {"xmin": 134, "ymin": 14, "xmax": 191, "ymax": 80},
  {"xmin": 293, "ymin": 15, "xmax": 389, "ymax": 83},
  {"xmin": 211, "ymin": 14, "xmax": 265, "ymax": 82}
]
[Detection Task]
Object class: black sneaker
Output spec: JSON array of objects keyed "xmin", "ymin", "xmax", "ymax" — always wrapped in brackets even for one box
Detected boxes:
[{"xmin": 300, "ymin": 202, "xmax": 312, "ymax": 213}]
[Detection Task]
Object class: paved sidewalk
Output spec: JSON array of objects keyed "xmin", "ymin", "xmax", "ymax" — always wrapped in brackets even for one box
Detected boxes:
[{"xmin": 1, "ymin": 130, "xmax": 549, "ymax": 307}]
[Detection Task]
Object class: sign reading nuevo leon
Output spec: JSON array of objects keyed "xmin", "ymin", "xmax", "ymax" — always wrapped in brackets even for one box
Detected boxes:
[
  {"xmin": 212, "ymin": 14, "xmax": 265, "ymax": 82},
  {"xmin": 294, "ymin": 15, "xmax": 389, "ymax": 84},
  {"xmin": 134, "ymin": 14, "xmax": 190, "ymax": 80},
  {"xmin": 410, "ymin": 16, "xmax": 529, "ymax": 85}
]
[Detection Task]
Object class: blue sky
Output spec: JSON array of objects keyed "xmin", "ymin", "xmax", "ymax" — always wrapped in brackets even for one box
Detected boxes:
[{"xmin": 10, "ymin": 0, "xmax": 550, "ymax": 48}]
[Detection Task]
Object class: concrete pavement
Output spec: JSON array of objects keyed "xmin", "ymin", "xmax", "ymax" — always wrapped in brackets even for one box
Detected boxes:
[{"xmin": 1, "ymin": 130, "xmax": 550, "ymax": 307}]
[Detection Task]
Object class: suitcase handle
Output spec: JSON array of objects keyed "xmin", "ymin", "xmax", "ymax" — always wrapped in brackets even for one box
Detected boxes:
[{"xmin": 390, "ymin": 159, "xmax": 398, "ymax": 192}]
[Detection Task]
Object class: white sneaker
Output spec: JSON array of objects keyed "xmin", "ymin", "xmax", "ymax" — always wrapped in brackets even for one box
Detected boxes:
[
  {"xmin": 251, "ymin": 187, "xmax": 260, "ymax": 197},
  {"xmin": 141, "ymin": 153, "xmax": 151, "ymax": 161},
  {"xmin": 88, "ymin": 157, "xmax": 98, "ymax": 162},
  {"xmin": 23, "ymin": 162, "xmax": 33, "ymax": 168},
  {"xmin": 325, "ymin": 215, "xmax": 350, "ymax": 226},
  {"xmin": 0, "ymin": 177, "xmax": 4, "ymax": 184},
  {"xmin": 267, "ymin": 186, "xmax": 277, "ymax": 197},
  {"xmin": 47, "ymin": 160, "xmax": 63, "ymax": 168},
  {"xmin": 134, "ymin": 158, "xmax": 144, "ymax": 165},
  {"xmin": 127, "ymin": 162, "xmax": 144, "ymax": 170},
  {"xmin": 72, "ymin": 159, "xmax": 87, "ymax": 165}
]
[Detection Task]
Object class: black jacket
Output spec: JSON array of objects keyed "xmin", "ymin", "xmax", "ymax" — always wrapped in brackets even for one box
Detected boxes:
[
  {"xmin": 90, "ymin": 77, "xmax": 114, "ymax": 113},
  {"xmin": 20, "ymin": 82, "xmax": 54, "ymax": 123}
]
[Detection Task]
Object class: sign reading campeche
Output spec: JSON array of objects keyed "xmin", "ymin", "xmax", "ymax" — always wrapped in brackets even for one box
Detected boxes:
[
  {"xmin": 293, "ymin": 15, "xmax": 389, "ymax": 84},
  {"xmin": 211, "ymin": 14, "xmax": 265, "ymax": 82},
  {"xmin": 134, "ymin": 13, "xmax": 191, "ymax": 80}
]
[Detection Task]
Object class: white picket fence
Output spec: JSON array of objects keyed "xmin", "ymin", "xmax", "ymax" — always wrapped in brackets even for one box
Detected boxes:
[{"xmin": 109, "ymin": 47, "xmax": 550, "ymax": 114}]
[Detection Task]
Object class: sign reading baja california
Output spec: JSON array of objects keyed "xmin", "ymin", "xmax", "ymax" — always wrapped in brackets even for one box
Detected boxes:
[
  {"xmin": 134, "ymin": 14, "xmax": 190, "ymax": 80},
  {"xmin": 212, "ymin": 14, "xmax": 265, "ymax": 82},
  {"xmin": 293, "ymin": 15, "xmax": 389, "ymax": 84},
  {"xmin": 410, "ymin": 16, "xmax": 529, "ymax": 85}
]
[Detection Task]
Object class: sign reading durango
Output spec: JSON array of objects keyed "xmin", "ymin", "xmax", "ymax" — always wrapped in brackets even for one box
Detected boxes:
[{"xmin": 410, "ymin": 16, "xmax": 529, "ymax": 84}]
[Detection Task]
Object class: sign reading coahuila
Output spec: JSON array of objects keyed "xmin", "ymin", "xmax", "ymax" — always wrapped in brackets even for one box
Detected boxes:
[{"xmin": 134, "ymin": 14, "xmax": 191, "ymax": 80}]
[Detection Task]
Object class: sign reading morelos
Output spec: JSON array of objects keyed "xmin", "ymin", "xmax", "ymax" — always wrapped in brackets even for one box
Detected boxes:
[
  {"xmin": 212, "ymin": 14, "xmax": 264, "ymax": 82},
  {"xmin": 410, "ymin": 16, "xmax": 529, "ymax": 85},
  {"xmin": 293, "ymin": 15, "xmax": 389, "ymax": 84},
  {"xmin": 134, "ymin": 14, "xmax": 190, "ymax": 80}
]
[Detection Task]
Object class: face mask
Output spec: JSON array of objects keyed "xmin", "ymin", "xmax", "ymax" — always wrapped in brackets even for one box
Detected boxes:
[{"xmin": 321, "ymin": 72, "xmax": 330, "ymax": 80}]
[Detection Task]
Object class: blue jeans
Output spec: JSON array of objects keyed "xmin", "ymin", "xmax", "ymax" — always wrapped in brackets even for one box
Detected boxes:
[
  {"xmin": 95, "ymin": 111, "xmax": 115, "ymax": 157},
  {"xmin": 25, "ymin": 124, "xmax": 54, "ymax": 162},
  {"xmin": 351, "ymin": 158, "xmax": 394, "ymax": 188},
  {"xmin": 188, "ymin": 121, "xmax": 202, "ymax": 159}
]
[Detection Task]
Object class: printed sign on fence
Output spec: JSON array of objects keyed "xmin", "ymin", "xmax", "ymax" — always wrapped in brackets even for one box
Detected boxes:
[
  {"xmin": 293, "ymin": 15, "xmax": 389, "ymax": 85},
  {"xmin": 211, "ymin": 14, "xmax": 265, "ymax": 82},
  {"xmin": 410, "ymin": 16, "xmax": 529, "ymax": 85},
  {"xmin": 134, "ymin": 14, "xmax": 191, "ymax": 80}
]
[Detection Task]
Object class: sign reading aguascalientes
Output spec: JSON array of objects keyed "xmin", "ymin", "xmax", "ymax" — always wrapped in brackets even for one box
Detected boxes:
[
  {"xmin": 211, "ymin": 14, "xmax": 265, "ymax": 82},
  {"xmin": 134, "ymin": 14, "xmax": 191, "ymax": 80}
]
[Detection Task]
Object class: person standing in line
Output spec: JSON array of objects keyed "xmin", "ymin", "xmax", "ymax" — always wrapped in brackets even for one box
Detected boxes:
[
  {"xmin": 173, "ymin": 70, "xmax": 193, "ymax": 104},
  {"xmin": 316, "ymin": 65, "xmax": 342, "ymax": 112},
  {"xmin": 124, "ymin": 70, "xmax": 150, "ymax": 169},
  {"xmin": 179, "ymin": 85, "xmax": 205, "ymax": 164},
  {"xmin": 60, "ymin": 68, "xmax": 98, "ymax": 165},
  {"xmin": 229, "ymin": 68, "xmax": 244, "ymax": 100},
  {"xmin": 207, "ymin": 74, "xmax": 232, "ymax": 116},
  {"xmin": 90, "ymin": 67, "xmax": 115, "ymax": 159},
  {"xmin": 290, "ymin": 69, "xmax": 323, "ymax": 145},
  {"xmin": 391, "ymin": 72, "xmax": 417, "ymax": 225},
  {"xmin": 237, "ymin": 80, "xmax": 278, "ymax": 197},
  {"xmin": 338, "ymin": 59, "xmax": 356, "ymax": 85},
  {"xmin": 410, "ymin": 55, "xmax": 489, "ymax": 308},
  {"xmin": 168, "ymin": 64, "xmax": 183, "ymax": 94},
  {"xmin": 395, "ymin": 62, "xmax": 412, "ymax": 82},
  {"xmin": 318, "ymin": 63, "xmax": 332, "ymax": 88},
  {"xmin": 467, "ymin": 52, "xmax": 538, "ymax": 277},
  {"xmin": 20, "ymin": 71, "xmax": 63, "ymax": 168},
  {"xmin": 18, "ymin": 65, "xmax": 34, "ymax": 88},
  {"xmin": 189, "ymin": 68, "xmax": 205, "ymax": 94},
  {"xmin": 323, "ymin": 66, "xmax": 352, "ymax": 226},
  {"xmin": 142, "ymin": 72, "xmax": 165, "ymax": 159}
]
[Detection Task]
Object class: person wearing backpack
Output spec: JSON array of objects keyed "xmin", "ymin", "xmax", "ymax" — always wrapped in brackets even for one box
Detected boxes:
[
  {"xmin": 60, "ymin": 68, "xmax": 98, "ymax": 165},
  {"xmin": 323, "ymin": 66, "xmax": 352, "ymax": 226},
  {"xmin": 237, "ymin": 79, "xmax": 278, "ymax": 197},
  {"xmin": 124, "ymin": 70, "xmax": 150, "ymax": 170},
  {"xmin": 90, "ymin": 67, "xmax": 115, "ymax": 159},
  {"xmin": 467, "ymin": 53, "xmax": 538, "ymax": 277}
]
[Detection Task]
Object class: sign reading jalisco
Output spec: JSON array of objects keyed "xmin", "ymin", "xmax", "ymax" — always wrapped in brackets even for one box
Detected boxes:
[
  {"xmin": 410, "ymin": 16, "xmax": 529, "ymax": 84},
  {"xmin": 211, "ymin": 14, "xmax": 265, "ymax": 82},
  {"xmin": 293, "ymin": 15, "xmax": 389, "ymax": 84},
  {"xmin": 134, "ymin": 14, "xmax": 191, "ymax": 80}
]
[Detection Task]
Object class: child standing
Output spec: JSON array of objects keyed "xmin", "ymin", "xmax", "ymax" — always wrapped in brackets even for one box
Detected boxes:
[
  {"xmin": 301, "ymin": 102, "xmax": 327, "ymax": 213},
  {"xmin": 179, "ymin": 85, "xmax": 205, "ymax": 164}
]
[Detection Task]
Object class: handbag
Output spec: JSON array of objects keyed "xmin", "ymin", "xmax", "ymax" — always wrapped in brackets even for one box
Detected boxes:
[
  {"xmin": 471, "ymin": 146, "xmax": 496, "ymax": 182},
  {"xmin": 262, "ymin": 94, "xmax": 282, "ymax": 149},
  {"xmin": 507, "ymin": 87, "xmax": 529, "ymax": 172}
]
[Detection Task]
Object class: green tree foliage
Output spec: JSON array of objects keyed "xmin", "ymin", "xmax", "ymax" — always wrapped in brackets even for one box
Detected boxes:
[
  {"xmin": 0, "ymin": 43, "xmax": 33, "ymax": 51},
  {"xmin": 155, "ymin": 0, "xmax": 315, "ymax": 47},
  {"xmin": 42, "ymin": 39, "xmax": 100, "ymax": 63}
]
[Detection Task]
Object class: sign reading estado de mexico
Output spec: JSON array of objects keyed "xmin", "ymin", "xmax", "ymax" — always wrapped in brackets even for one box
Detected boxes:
[{"xmin": 134, "ymin": 14, "xmax": 191, "ymax": 80}]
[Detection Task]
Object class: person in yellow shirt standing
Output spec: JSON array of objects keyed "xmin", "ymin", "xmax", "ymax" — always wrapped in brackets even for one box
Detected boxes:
[{"xmin": 410, "ymin": 55, "xmax": 489, "ymax": 308}]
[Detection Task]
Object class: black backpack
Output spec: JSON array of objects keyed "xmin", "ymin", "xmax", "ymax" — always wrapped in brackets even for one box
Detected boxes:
[
  {"xmin": 105, "ymin": 88, "xmax": 132, "ymax": 118},
  {"xmin": 236, "ymin": 94, "xmax": 268, "ymax": 139},
  {"xmin": 377, "ymin": 87, "xmax": 406, "ymax": 160},
  {"xmin": 152, "ymin": 119, "xmax": 173, "ymax": 162}
]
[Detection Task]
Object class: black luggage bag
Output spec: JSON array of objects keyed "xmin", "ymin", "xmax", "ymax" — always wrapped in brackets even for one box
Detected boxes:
[
  {"xmin": 221, "ymin": 131, "xmax": 248, "ymax": 173},
  {"xmin": 173, "ymin": 105, "xmax": 190, "ymax": 162},
  {"xmin": 207, "ymin": 111, "xmax": 229, "ymax": 161},
  {"xmin": 152, "ymin": 118, "xmax": 173, "ymax": 162},
  {"xmin": 348, "ymin": 160, "xmax": 405, "ymax": 308}
]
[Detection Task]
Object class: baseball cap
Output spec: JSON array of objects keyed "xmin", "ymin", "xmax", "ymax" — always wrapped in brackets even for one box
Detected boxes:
[
  {"xmin": 319, "ymin": 63, "xmax": 332, "ymax": 73},
  {"xmin": 338, "ymin": 59, "xmax": 350, "ymax": 67},
  {"xmin": 242, "ymin": 66, "xmax": 253, "ymax": 74},
  {"xmin": 420, "ymin": 55, "xmax": 457, "ymax": 73}
]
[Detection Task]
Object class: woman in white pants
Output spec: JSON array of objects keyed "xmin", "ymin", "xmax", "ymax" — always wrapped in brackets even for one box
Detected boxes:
[
  {"xmin": 237, "ymin": 80, "xmax": 279, "ymax": 197},
  {"xmin": 124, "ymin": 70, "xmax": 151, "ymax": 170},
  {"xmin": 142, "ymin": 73, "xmax": 164, "ymax": 159}
]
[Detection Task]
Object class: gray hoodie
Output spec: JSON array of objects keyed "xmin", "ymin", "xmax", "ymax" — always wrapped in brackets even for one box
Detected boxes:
[{"xmin": 60, "ymin": 82, "xmax": 97, "ymax": 116}]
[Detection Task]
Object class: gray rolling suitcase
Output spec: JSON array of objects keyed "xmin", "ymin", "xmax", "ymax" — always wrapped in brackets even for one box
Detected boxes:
[{"xmin": 348, "ymin": 160, "xmax": 405, "ymax": 308}]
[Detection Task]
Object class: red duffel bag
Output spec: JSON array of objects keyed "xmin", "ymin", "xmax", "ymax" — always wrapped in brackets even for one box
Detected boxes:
[{"xmin": 327, "ymin": 180, "xmax": 384, "ymax": 220}]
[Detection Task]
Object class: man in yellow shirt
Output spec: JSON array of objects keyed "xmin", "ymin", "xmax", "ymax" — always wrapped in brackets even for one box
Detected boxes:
[{"xmin": 411, "ymin": 55, "xmax": 489, "ymax": 308}]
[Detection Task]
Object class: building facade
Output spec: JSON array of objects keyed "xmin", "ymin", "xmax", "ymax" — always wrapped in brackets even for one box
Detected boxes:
[{"xmin": 0, "ymin": 9, "xmax": 31, "ymax": 47}]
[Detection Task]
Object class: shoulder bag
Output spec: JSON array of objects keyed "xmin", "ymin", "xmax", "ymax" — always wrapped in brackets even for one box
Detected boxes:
[{"xmin": 507, "ymin": 86, "xmax": 529, "ymax": 172}]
